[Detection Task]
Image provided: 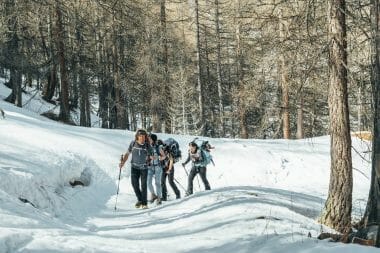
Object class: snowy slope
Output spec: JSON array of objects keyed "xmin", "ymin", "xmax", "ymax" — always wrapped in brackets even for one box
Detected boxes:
[{"xmin": 0, "ymin": 82, "xmax": 376, "ymax": 252}]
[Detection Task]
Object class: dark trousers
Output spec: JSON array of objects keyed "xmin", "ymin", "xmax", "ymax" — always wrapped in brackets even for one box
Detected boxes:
[
  {"xmin": 161, "ymin": 168, "xmax": 180, "ymax": 200},
  {"xmin": 131, "ymin": 166, "xmax": 148, "ymax": 205},
  {"xmin": 187, "ymin": 166, "xmax": 210, "ymax": 195}
]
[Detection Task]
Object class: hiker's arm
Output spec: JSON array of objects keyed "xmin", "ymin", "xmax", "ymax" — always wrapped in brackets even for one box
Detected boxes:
[
  {"xmin": 167, "ymin": 155, "xmax": 174, "ymax": 173},
  {"xmin": 182, "ymin": 153, "xmax": 190, "ymax": 166},
  {"xmin": 119, "ymin": 152, "xmax": 129, "ymax": 169},
  {"xmin": 120, "ymin": 142, "xmax": 133, "ymax": 169}
]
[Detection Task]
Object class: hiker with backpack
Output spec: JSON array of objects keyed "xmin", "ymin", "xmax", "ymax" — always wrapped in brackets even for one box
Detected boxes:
[
  {"xmin": 147, "ymin": 133, "xmax": 164, "ymax": 205},
  {"xmin": 161, "ymin": 138, "xmax": 181, "ymax": 200},
  {"xmin": 182, "ymin": 141, "xmax": 211, "ymax": 196},
  {"xmin": 119, "ymin": 129, "xmax": 153, "ymax": 209}
]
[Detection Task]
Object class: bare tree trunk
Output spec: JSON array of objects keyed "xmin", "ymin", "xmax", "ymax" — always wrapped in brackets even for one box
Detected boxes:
[
  {"xmin": 79, "ymin": 53, "xmax": 90, "ymax": 127},
  {"xmin": 181, "ymin": 67, "xmax": 187, "ymax": 134},
  {"xmin": 109, "ymin": 85, "xmax": 117, "ymax": 129},
  {"xmin": 279, "ymin": 16, "xmax": 290, "ymax": 139},
  {"xmin": 195, "ymin": 0, "xmax": 206, "ymax": 136},
  {"xmin": 204, "ymin": 25, "xmax": 213, "ymax": 135},
  {"xmin": 311, "ymin": 91, "xmax": 317, "ymax": 136},
  {"xmin": 85, "ymin": 81, "xmax": 91, "ymax": 127},
  {"xmin": 321, "ymin": 0, "xmax": 353, "ymax": 234},
  {"xmin": 296, "ymin": 95, "xmax": 304, "ymax": 139},
  {"xmin": 98, "ymin": 32, "xmax": 110, "ymax": 128},
  {"xmin": 55, "ymin": 0, "xmax": 70, "ymax": 122},
  {"xmin": 359, "ymin": 0, "xmax": 380, "ymax": 246},
  {"xmin": 79, "ymin": 63, "xmax": 86, "ymax": 126},
  {"xmin": 5, "ymin": 69, "xmax": 22, "ymax": 107},
  {"xmin": 113, "ymin": 40, "xmax": 122, "ymax": 129},
  {"xmin": 235, "ymin": 7, "xmax": 247, "ymax": 139},
  {"xmin": 41, "ymin": 11, "xmax": 57, "ymax": 102},
  {"xmin": 151, "ymin": 108, "xmax": 160, "ymax": 132},
  {"xmin": 215, "ymin": 0, "xmax": 224, "ymax": 137},
  {"xmin": 161, "ymin": 0, "xmax": 171, "ymax": 133},
  {"xmin": 358, "ymin": 84, "xmax": 362, "ymax": 132},
  {"xmin": 239, "ymin": 108, "xmax": 248, "ymax": 139},
  {"xmin": 4, "ymin": 0, "xmax": 22, "ymax": 107},
  {"xmin": 71, "ymin": 56, "xmax": 79, "ymax": 109},
  {"xmin": 113, "ymin": 12, "xmax": 127, "ymax": 129}
]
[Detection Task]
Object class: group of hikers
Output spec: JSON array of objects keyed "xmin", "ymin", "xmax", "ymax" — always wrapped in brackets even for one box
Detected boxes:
[{"xmin": 119, "ymin": 129, "xmax": 213, "ymax": 209}]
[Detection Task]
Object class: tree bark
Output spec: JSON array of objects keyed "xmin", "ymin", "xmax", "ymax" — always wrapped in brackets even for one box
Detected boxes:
[
  {"xmin": 296, "ymin": 95, "xmax": 304, "ymax": 139},
  {"xmin": 239, "ymin": 108, "xmax": 248, "ymax": 139},
  {"xmin": 41, "ymin": 11, "xmax": 57, "ymax": 102},
  {"xmin": 215, "ymin": 0, "xmax": 224, "ymax": 137},
  {"xmin": 359, "ymin": 0, "xmax": 380, "ymax": 246},
  {"xmin": 195, "ymin": 0, "xmax": 206, "ymax": 136},
  {"xmin": 97, "ymin": 30, "xmax": 109, "ymax": 128},
  {"xmin": 321, "ymin": 0, "xmax": 353, "ymax": 234},
  {"xmin": 79, "ymin": 55, "xmax": 90, "ymax": 127},
  {"xmin": 5, "ymin": 69, "xmax": 22, "ymax": 107},
  {"xmin": 113, "ymin": 9, "xmax": 128, "ymax": 129},
  {"xmin": 235, "ymin": 8, "xmax": 247, "ymax": 139},
  {"xmin": 55, "ymin": 0, "xmax": 70, "ymax": 122},
  {"xmin": 161, "ymin": 0, "xmax": 171, "ymax": 133},
  {"xmin": 4, "ymin": 0, "xmax": 22, "ymax": 107},
  {"xmin": 279, "ymin": 16, "xmax": 290, "ymax": 139}
]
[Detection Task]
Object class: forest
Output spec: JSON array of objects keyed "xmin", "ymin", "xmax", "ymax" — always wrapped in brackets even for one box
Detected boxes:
[{"xmin": 0, "ymin": 0, "xmax": 373, "ymax": 139}]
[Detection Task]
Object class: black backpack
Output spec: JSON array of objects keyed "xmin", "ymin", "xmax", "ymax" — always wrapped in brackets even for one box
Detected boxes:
[{"xmin": 163, "ymin": 138, "xmax": 181, "ymax": 163}]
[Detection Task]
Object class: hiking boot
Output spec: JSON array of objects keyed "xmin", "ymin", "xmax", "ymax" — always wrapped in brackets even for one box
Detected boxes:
[
  {"xmin": 176, "ymin": 193, "xmax": 181, "ymax": 199},
  {"xmin": 161, "ymin": 196, "xmax": 167, "ymax": 201},
  {"xmin": 135, "ymin": 201, "xmax": 142, "ymax": 208},
  {"xmin": 156, "ymin": 198, "xmax": 162, "ymax": 205},
  {"xmin": 141, "ymin": 204, "xmax": 148, "ymax": 209},
  {"xmin": 149, "ymin": 194, "xmax": 158, "ymax": 203}
]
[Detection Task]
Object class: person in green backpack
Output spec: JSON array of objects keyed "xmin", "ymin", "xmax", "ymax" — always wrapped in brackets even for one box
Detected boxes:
[{"xmin": 182, "ymin": 141, "xmax": 211, "ymax": 196}]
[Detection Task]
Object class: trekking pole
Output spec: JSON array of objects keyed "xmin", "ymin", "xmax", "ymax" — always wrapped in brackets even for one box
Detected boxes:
[
  {"xmin": 173, "ymin": 177, "xmax": 187, "ymax": 192},
  {"xmin": 196, "ymin": 174, "xmax": 201, "ymax": 191},
  {"xmin": 182, "ymin": 164, "xmax": 189, "ymax": 176},
  {"xmin": 114, "ymin": 154, "xmax": 123, "ymax": 211}
]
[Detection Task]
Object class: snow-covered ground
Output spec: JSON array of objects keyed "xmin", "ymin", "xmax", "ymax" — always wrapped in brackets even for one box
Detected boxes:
[{"xmin": 0, "ymin": 82, "xmax": 377, "ymax": 252}]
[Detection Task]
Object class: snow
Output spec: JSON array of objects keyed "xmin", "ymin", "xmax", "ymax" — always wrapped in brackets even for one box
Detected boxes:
[{"xmin": 0, "ymin": 81, "xmax": 376, "ymax": 252}]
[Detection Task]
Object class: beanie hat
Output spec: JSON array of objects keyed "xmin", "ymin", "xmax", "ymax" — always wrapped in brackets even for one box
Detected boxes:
[{"xmin": 150, "ymin": 133, "xmax": 157, "ymax": 142}]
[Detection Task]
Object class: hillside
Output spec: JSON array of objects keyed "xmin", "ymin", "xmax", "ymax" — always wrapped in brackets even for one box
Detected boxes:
[{"xmin": 0, "ymin": 83, "xmax": 376, "ymax": 252}]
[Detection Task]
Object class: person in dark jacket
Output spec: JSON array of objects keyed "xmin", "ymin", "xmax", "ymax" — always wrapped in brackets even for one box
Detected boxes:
[
  {"xmin": 161, "ymin": 145, "xmax": 181, "ymax": 201},
  {"xmin": 119, "ymin": 129, "xmax": 153, "ymax": 209},
  {"xmin": 182, "ymin": 141, "xmax": 211, "ymax": 196}
]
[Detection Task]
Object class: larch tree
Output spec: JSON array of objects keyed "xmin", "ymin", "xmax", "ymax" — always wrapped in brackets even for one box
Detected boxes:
[
  {"xmin": 358, "ymin": 0, "xmax": 380, "ymax": 246},
  {"xmin": 3, "ymin": 0, "xmax": 22, "ymax": 107},
  {"xmin": 320, "ymin": 0, "xmax": 353, "ymax": 234},
  {"xmin": 55, "ymin": 0, "xmax": 70, "ymax": 123},
  {"xmin": 194, "ymin": 0, "xmax": 206, "ymax": 136}
]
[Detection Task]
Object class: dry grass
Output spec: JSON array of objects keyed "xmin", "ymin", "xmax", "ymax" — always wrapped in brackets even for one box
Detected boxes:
[{"xmin": 351, "ymin": 131, "xmax": 372, "ymax": 141}]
